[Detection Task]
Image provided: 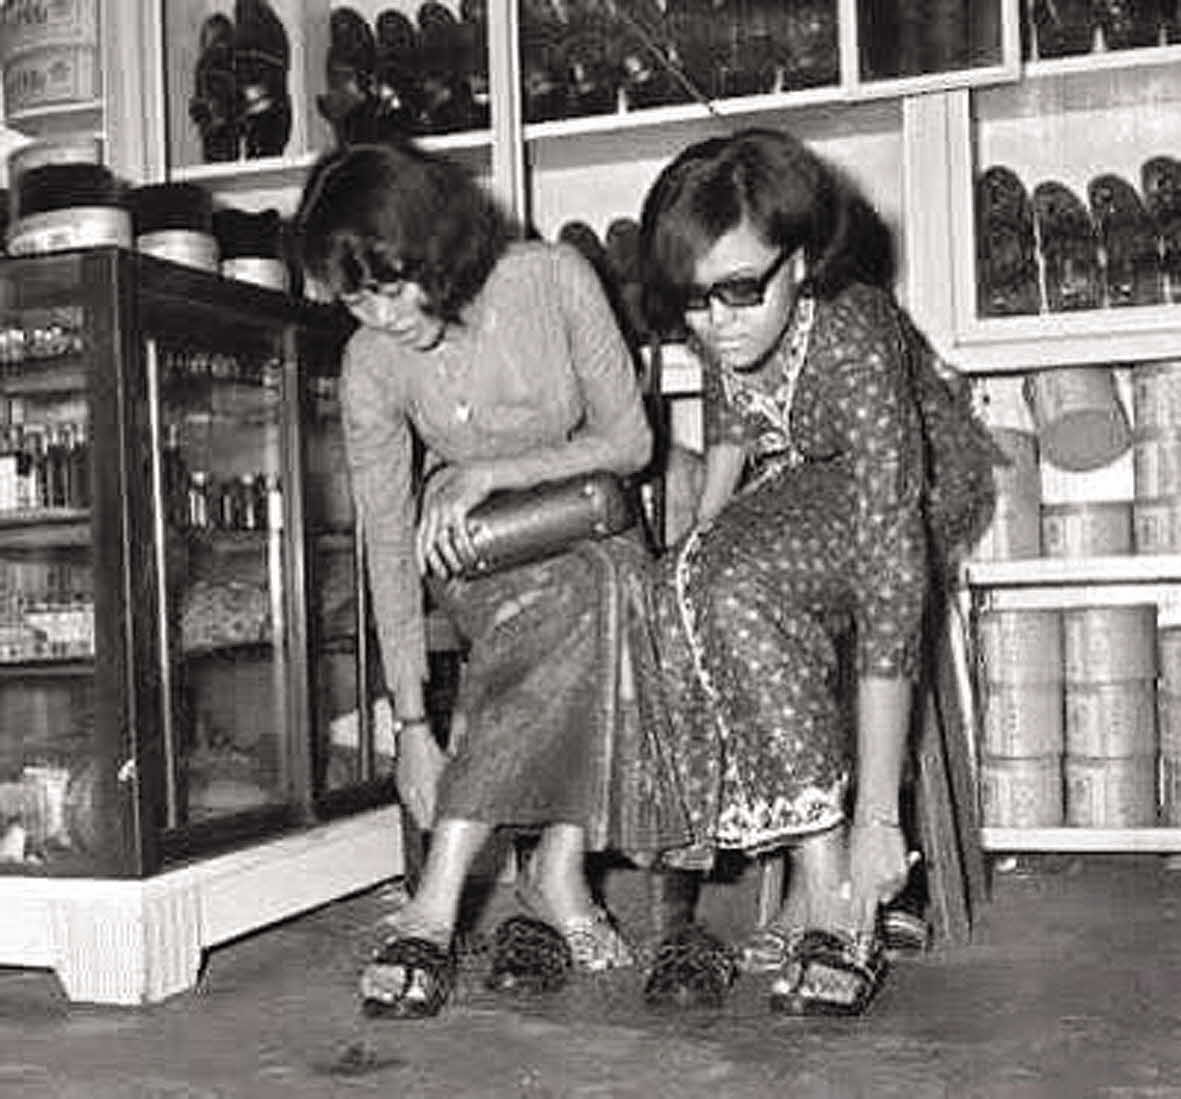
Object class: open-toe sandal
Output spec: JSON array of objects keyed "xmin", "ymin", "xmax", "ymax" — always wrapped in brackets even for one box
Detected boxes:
[
  {"xmin": 1088, "ymin": 172, "xmax": 1164, "ymax": 307},
  {"xmin": 516, "ymin": 885, "xmax": 635, "ymax": 973},
  {"xmin": 740, "ymin": 923, "xmax": 808, "ymax": 975},
  {"xmin": 644, "ymin": 924, "xmax": 739, "ymax": 1009},
  {"xmin": 486, "ymin": 915, "xmax": 573, "ymax": 994},
  {"xmin": 976, "ymin": 166, "xmax": 1041, "ymax": 316},
  {"xmin": 1032, "ymin": 180, "xmax": 1101, "ymax": 311},
  {"xmin": 878, "ymin": 905, "xmax": 931, "ymax": 955},
  {"xmin": 1142, "ymin": 155, "xmax": 1181, "ymax": 303},
  {"xmin": 360, "ymin": 933, "xmax": 457, "ymax": 1019},
  {"xmin": 768, "ymin": 928, "xmax": 887, "ymax": 1017}
]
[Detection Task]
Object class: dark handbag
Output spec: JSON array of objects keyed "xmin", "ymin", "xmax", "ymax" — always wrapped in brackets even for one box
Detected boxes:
[{"xmin": 458, "ymin": 471, "xmax": 635, "ymax": 577}]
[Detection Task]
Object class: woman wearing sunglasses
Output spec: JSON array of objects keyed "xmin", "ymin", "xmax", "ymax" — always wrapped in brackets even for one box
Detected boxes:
[
  {"xmin": 295, "ymin": 141, "xmax": 661, "ymax": 1018},
  {"xmin": 635, "ymin": 128, "xmax": 996, "ymax": 1015}
]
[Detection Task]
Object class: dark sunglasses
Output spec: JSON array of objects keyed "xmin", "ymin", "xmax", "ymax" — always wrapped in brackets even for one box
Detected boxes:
[{"xmin": 683, "ymin": 248, "xmax": 792, "ymax": 312}]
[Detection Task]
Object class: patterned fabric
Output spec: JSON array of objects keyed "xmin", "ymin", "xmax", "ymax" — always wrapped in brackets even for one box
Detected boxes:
[
  {"xmin": 632, "ymin": 283, "xmax": 990, "ymax": 864},
  {"xmin": 434, "ymin": 531, "xmax": 691, "ymax": 854}
]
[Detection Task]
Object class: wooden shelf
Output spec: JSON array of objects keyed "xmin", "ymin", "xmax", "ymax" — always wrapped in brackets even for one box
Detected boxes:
[
  {"xmin": 1023, "ymin": 41, "xmax": 1181, "ymax": 79},
  {"xmin": 982, "ymin": 827, "xmax": 1181, "ymax": 852},
  {"xmin": 0, "ymin": 511, "xmax": 89, "ymax": 550},
  {"xmin": 964, "ymin": 554, "xmax": 1181, "ymax": 587}
]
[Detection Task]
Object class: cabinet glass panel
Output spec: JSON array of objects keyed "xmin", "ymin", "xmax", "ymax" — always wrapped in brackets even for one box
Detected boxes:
[
  {"xmin": 968, "ymin": 67, "xmax": 1181, "ymax": 323},
  {"xmin": 0, "ymin": 289, "xmax": 96, "ymax": 874},
  {"xmin": 156, "ymin": 333, "xmax": 290, "ymax": 828},
  {"xmin": 857, "ymin": 0, "xmax": 1005, "ymax": 82}
]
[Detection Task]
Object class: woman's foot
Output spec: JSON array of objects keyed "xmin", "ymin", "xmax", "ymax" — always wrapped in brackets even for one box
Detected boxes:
[
  {"xmin": 360, "ymin": 907, "xmax": 456, "ymax": 1019},
  {"xmin": 516, "ymin": 880, "xmax": 635, "ymax": 972}
]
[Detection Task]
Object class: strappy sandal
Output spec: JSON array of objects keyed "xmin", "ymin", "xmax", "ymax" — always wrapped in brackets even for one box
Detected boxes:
[
  {"xmin": 1031, "ymin": 0, "xmax": 1095, "ymax": 58},
  {"xmin": 360, "ymin": 933, "xmax": 457, "ymax": 1019},
  {"xmin": 975, "ymin": 166, "xmax": 1041, "ymax": 316},
  {"xmin": 644, "ymin": 924, "xmax": 739, "ymax": 1009},
  {"xmin": 1089, "ymin": 173, "xmax": 1164, "ymax": 307},
  {"xmin": 516, "ymin": 884, "xmax": 636, "ymax": 972},
  {"xmin": 1033, "ymin": 180, "xmax": 1101, "ymax": 312},
  {"xmin": 1142, "ymin": 155, "xmax": 1181, "ymax": 303},
  {"xmin": 768, "ymin": 928, "xmax": 888, "ymax": 1017},
  {"xmin": 739, "ymin": 923, "xmax": 808, "ymax": 975},
  {"xmin": 486, "ymin": 914, "xmax": 573, "ymax": 994}
]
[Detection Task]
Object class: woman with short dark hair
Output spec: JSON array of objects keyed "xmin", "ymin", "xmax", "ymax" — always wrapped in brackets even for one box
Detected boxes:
[
  {"xmin": 636, "ymin": 128, "xmax": 996, "ymax": 1016},
  {"xmin": 296, "ymin": 141, "xmax": 662, "ymax": 1018}
]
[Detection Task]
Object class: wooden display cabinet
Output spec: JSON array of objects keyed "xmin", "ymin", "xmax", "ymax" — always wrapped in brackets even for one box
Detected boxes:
[{"xmin": 0, "ymin": 248, "xmax": 403, "ymax": 1004}]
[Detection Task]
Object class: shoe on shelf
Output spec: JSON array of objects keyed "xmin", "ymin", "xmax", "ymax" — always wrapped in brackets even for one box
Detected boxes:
[
  {"xmin": 1088, "ymin": 172, "xmax": 1164, "ymax": 307},
  {"xmin": 1142, "ymin": 155, "xmax": 1181, "ymax": 303},
  {"xmin": 975, "ymin": 165, "xmax": 1042, "ymax": 316},
  {"xmin": 1032, "ymin": 180, "xmax": 1102, "ymax": 312}
]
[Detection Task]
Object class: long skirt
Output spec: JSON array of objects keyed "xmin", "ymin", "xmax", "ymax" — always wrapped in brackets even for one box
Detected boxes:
[
  {"xmin": 633, "ymin": 460, "xmax": 925, "ymax": 868},
  {"xmin": 432, "ymin": 530, "xmax": 691, "ymax": 854}
]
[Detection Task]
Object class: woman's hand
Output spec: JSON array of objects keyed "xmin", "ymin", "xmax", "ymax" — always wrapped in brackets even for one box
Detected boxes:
[
  {"xmin": 396, "ymin": 724, "xmax": 448, "ymax": 829},
  {"xmin": 416, "ymin": 463, "xmax": 495, "ymax": 578},
  {"xmin": 845, "ymin": 821, "xmax": 915, "ymax": 930}
]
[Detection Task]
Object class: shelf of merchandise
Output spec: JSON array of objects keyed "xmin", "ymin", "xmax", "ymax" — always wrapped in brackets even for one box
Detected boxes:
[{"xmin": 964, "ymin": 555, "xmax": 1181, "ymax": 588}]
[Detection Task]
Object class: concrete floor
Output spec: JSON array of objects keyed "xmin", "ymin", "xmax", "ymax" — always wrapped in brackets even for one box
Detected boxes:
[{"xmin": 3, "ymin": 854, "xmax": 1181, "ymax": 1099}]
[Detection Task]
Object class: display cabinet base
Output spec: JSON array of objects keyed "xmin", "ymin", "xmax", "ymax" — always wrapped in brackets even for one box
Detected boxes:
[{"xmin": 0, "ymin": 805, "xmax": 403, "ymax": 1005}]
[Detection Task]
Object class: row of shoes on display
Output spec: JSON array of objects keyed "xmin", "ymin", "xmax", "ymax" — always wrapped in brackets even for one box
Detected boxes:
[
  {"xmin": 191, "ymin": 0, "xmax": 293, "ymax": 163},
  {"xmin": 976, "ymin": 156, "xmax": 1181, "ymax": 316},
  {"xmin": 1027, "ymin": 0, "xmax": 1180, "ymax": 58}
]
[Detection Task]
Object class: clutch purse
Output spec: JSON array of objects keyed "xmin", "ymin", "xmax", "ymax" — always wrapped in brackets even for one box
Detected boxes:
[{"xmin": 458, "ymin": 471, "xmax": 635, "ymax": 577}]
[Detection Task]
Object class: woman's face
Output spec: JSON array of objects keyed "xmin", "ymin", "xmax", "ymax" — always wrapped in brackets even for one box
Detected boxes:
[
  {"xmin": 683, "ymin": 219, "xmax": 801, "ymax": 372},
  {"xmin": 342, "ymin": 280, "xmax": 446, "ymax": 351}
]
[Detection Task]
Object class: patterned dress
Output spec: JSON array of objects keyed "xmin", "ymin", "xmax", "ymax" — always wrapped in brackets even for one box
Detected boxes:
[{"xmin": 644, "ymin": 282, "xmax": 933, "ymax": 863}]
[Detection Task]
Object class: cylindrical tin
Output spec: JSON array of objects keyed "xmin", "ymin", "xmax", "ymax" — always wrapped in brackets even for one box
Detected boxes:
[
  {"xmin": 1132, "ymin": 360, "xmax": 1181, "ymax": 432},
  {"xmin": 1160, "ymin": 754, "xmax": 1181, "ymax": 826},
  {"xmin": 1160, "ymin": 627, "xmax": 1181, "ymax": 694},
  {"xmin": 1158, "ymin": 690, "xmax": 1181, "ymax": 756},
  {"xmin": 971, "ymin": 493, "xmax": 1042, "ymax": 560},
  {"xmin": 1023, "ymin": 367, "xmax": 1133, "ymax": 472},
  {"xmin": 980, "ymin": 680, "xmax": 1064, "ymax": 757},
  {"xmin": 979, "ymin": 755, "xmax": 1063, "ymax": 827},
  {"xmin": 6, "ymin": 136, "xmax": 103, "ymax": 186},
  {"xmin": 1064, "ymin": 679, "xmax": 1157, "ymax": 757},
  {"xmin": 1134, "ymin": 496, "xmax": 1181, "ymax": 554},
  {"xmin": 977, "ymin": 609, "xmax": 1064, "ymax": 684},
  {"xmin": 0, "ymin": 0, "xmax": 97, "ymax": 57},
  {"xmin": 137, "ymin": 230, "xmax": 220, "ymax": 272},
  {"xmin": 1134, "ymin": 432, "xmax": 1181, "ymax": 499},
  {"xmin": 221, "ymin": 256, "xmax": 290, "ymax": 292},
  {"xmin": 1, "ymin": 45, "xmax": 99, "ymax": 116},
  {"xmin": 6, "ymin": 206, "xmax": 132, "ymax": 256},
  {"xmin": 1041, "ymin": 500, "xmax": 1133, "ymax": 558},
  {"xmin": 1063, "ymin": 604, "xmax": 1157, "ymax": 682},
  {"xmin": 1064, "ymin": 755, "xmax": 1157, "ymax": 827},
  {"xmin": 990, "ymin": 427, "xmax": 1041, "ymax": 499}
]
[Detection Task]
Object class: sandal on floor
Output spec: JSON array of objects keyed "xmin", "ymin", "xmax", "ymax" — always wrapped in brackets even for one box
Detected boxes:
[
  {"xmin": 1032, "ymin": 180, "xmax": 1101, "ymax": 312},
  {"xmin": 516, "ymin": 885, "xmax": 635, "ymax": 972},
  {"xmin": 360, "ymin": 934, "xmax": 457, "ymax": 1019},
  {"xmin": 1088, "ymin": 172, "xmax": 1164, "ymax": 307},
  {"xmin": 878, "ymin": 906, "xmax": 931, "ymax": 955},
  {"xmin": 644, "ymin": 924, "xmax": 739, "ymax": 1009},
  {"xmin": 486, "ymin": 915, "xmax": 573, "ymax": 994},
  {"xmin": 975, "ymin": 166, "xmax": 1041, "ymax": 316},
  {"xmin": 1142, "ymin": 155, "xmax": 1181, "ymax": 303},
  {"xmin": 768, "ymin": 928, "xmax": 887, "ymax": 1017},
  {"xmin": 739, "ymin": 923, "xmax": 807, "ymax": 975}
]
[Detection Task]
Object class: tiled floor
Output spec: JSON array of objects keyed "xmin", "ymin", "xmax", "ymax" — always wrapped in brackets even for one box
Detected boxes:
[{"xmin": 3, "ymin": 854, "xmax": 1181, "ymax": 1098}]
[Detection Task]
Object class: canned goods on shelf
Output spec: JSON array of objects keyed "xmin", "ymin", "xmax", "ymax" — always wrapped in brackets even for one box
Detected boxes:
[
  {"xmin": 1133, "ymin": 496, "xmax": 1181, "ymax": 553},
  {"xmin": 1041, "ymin": 500, "xmax": 1133, "ymax": 558},
  {"xmin": 979, "ymin": 755, "xmax": 1063, "ymax": 828},
  {"xmin": 1132, "ymin": 360, "xmax": 1181, "ymax": 431},
  {"xmin": 1023, "ymin": 367, "xmax": 1132, "ymax": 473},
  {"xmin": 2, "ymin": 44, "xmax": 98, "ymax": 116},
  {"xmin": 1134, "ymin": 432, "xmax": 1181, "ymax": 499},
  {"xmin": 1159, "ymin": 628, "xmax": 1181, "ymax": 694},
  {"xmin": 981, "ymin": 680, "xmax": 1064, "ymax": 757},
  {"xmin": 1063, "ymin": 605, "xmax": 1157, "ymax": 682},
  {"xmin": 1157, "ymin": 690, "xmax": 1181, "ymax": 756},
  {"xmin": 1064, "ymin": 755, "xmax": 1157, "ymax": 827},
  {"xmin": 1160, "ymin": 754, "xmax": 1181, "ymax": 826},
  {"xmin": 1064, "ymin": 679, "xmax": 1157, "ymax": 757},
  {"xmin": 977, "ymin": 608, "xmax": 1063, "ymax": 684}
]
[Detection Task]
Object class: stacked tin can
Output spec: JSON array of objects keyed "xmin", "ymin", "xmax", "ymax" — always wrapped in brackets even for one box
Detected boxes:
[
  {"xmin": 1063, "ymin": 605, "xmax": 1159, "ymax": 826},
  {"xmin": 1158, "ymin": 627, "xmax": 1181, "ymax": 825},
  {"xmin": 977, "ymin": 608, "xmax": 1064, "ymax": 826},
  {"xmin": 1132, "ymin": 361, "xmax": 1181, "ymax": 552},
  {"xmin": 970, "ymin": 377, "xmax": 1042, "ymax": 560}
]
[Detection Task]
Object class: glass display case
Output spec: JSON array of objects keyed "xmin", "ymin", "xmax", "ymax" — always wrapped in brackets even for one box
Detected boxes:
[{"xmin": 0, "ymin": 247, "xmax": 404, "ymax": 1004}]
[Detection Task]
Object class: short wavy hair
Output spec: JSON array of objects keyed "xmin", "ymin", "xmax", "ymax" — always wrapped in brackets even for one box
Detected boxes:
[
  {"xmin": 639, "ymin": 128, "xmax": 896, "ymax": 331},
  {"xmin": 295, "ymin": 142, "xmax": 511, "ymax": 323}
]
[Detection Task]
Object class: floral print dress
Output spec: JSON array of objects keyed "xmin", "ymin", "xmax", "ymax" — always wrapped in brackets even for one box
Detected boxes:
[{"xmin": 645, "ymin": 282, "xmax": 931, "ymax": 864}]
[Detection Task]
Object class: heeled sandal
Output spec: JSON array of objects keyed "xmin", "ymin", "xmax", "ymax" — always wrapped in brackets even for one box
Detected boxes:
[
  {"xmin": 486, "ymin": 915, "xmax": 573, "ymax": 994},
  {"xmin": 644, "ymin": 924, "xmax": 739, "ymax": 1009},
  {"xmin": 515, "ymin": 884, "xmax": 636, "ymax": 973},
  {"xmin": 317, "ymin": 7, "xmax": 379, "ymax": 145},
  {"xmin": 360, "ymin": 932, "xmax": 457, "ymax": 1019},
  {"xmin": 976, "ymin": 166, "xmax": 1042, "ymax": 316},
  {"xmin": 768, "ymin": 928, "xmax": 888, "ymax": 1017},
  {"xmin": 1088, "ymin": 172, "xmax": 1164, "ymax": 307},
  {"xmin": 1032, "ymin": 180, "xmax": 1101, "ymax": 312}
]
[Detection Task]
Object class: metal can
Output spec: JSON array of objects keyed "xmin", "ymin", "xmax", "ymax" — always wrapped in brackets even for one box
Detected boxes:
[
  {"xmin": 979, "ymin": 755, "xmax": 1063, "ymax": 828},
  {"xmin": 1063, "ymin": 605, "xmax": 1157, "ymax": 682},
  {"xmin": 1064, "ymin": 755, "xmax": 1157, "ymax": 827},
  {"xmin": 980, "ymin": 680, "xmax": 1064, "ymax": 757},
  {"xmin": 977, "ymin": 609, "xmax": 1064, "ymax": 684},
  {"xmin": 1041, "ymin": 500, "xmax": 1133, "ymax": 558},
  {"xmin": 1064, "ymin": 679, "xmax": 1157, "ymax": 757}
]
